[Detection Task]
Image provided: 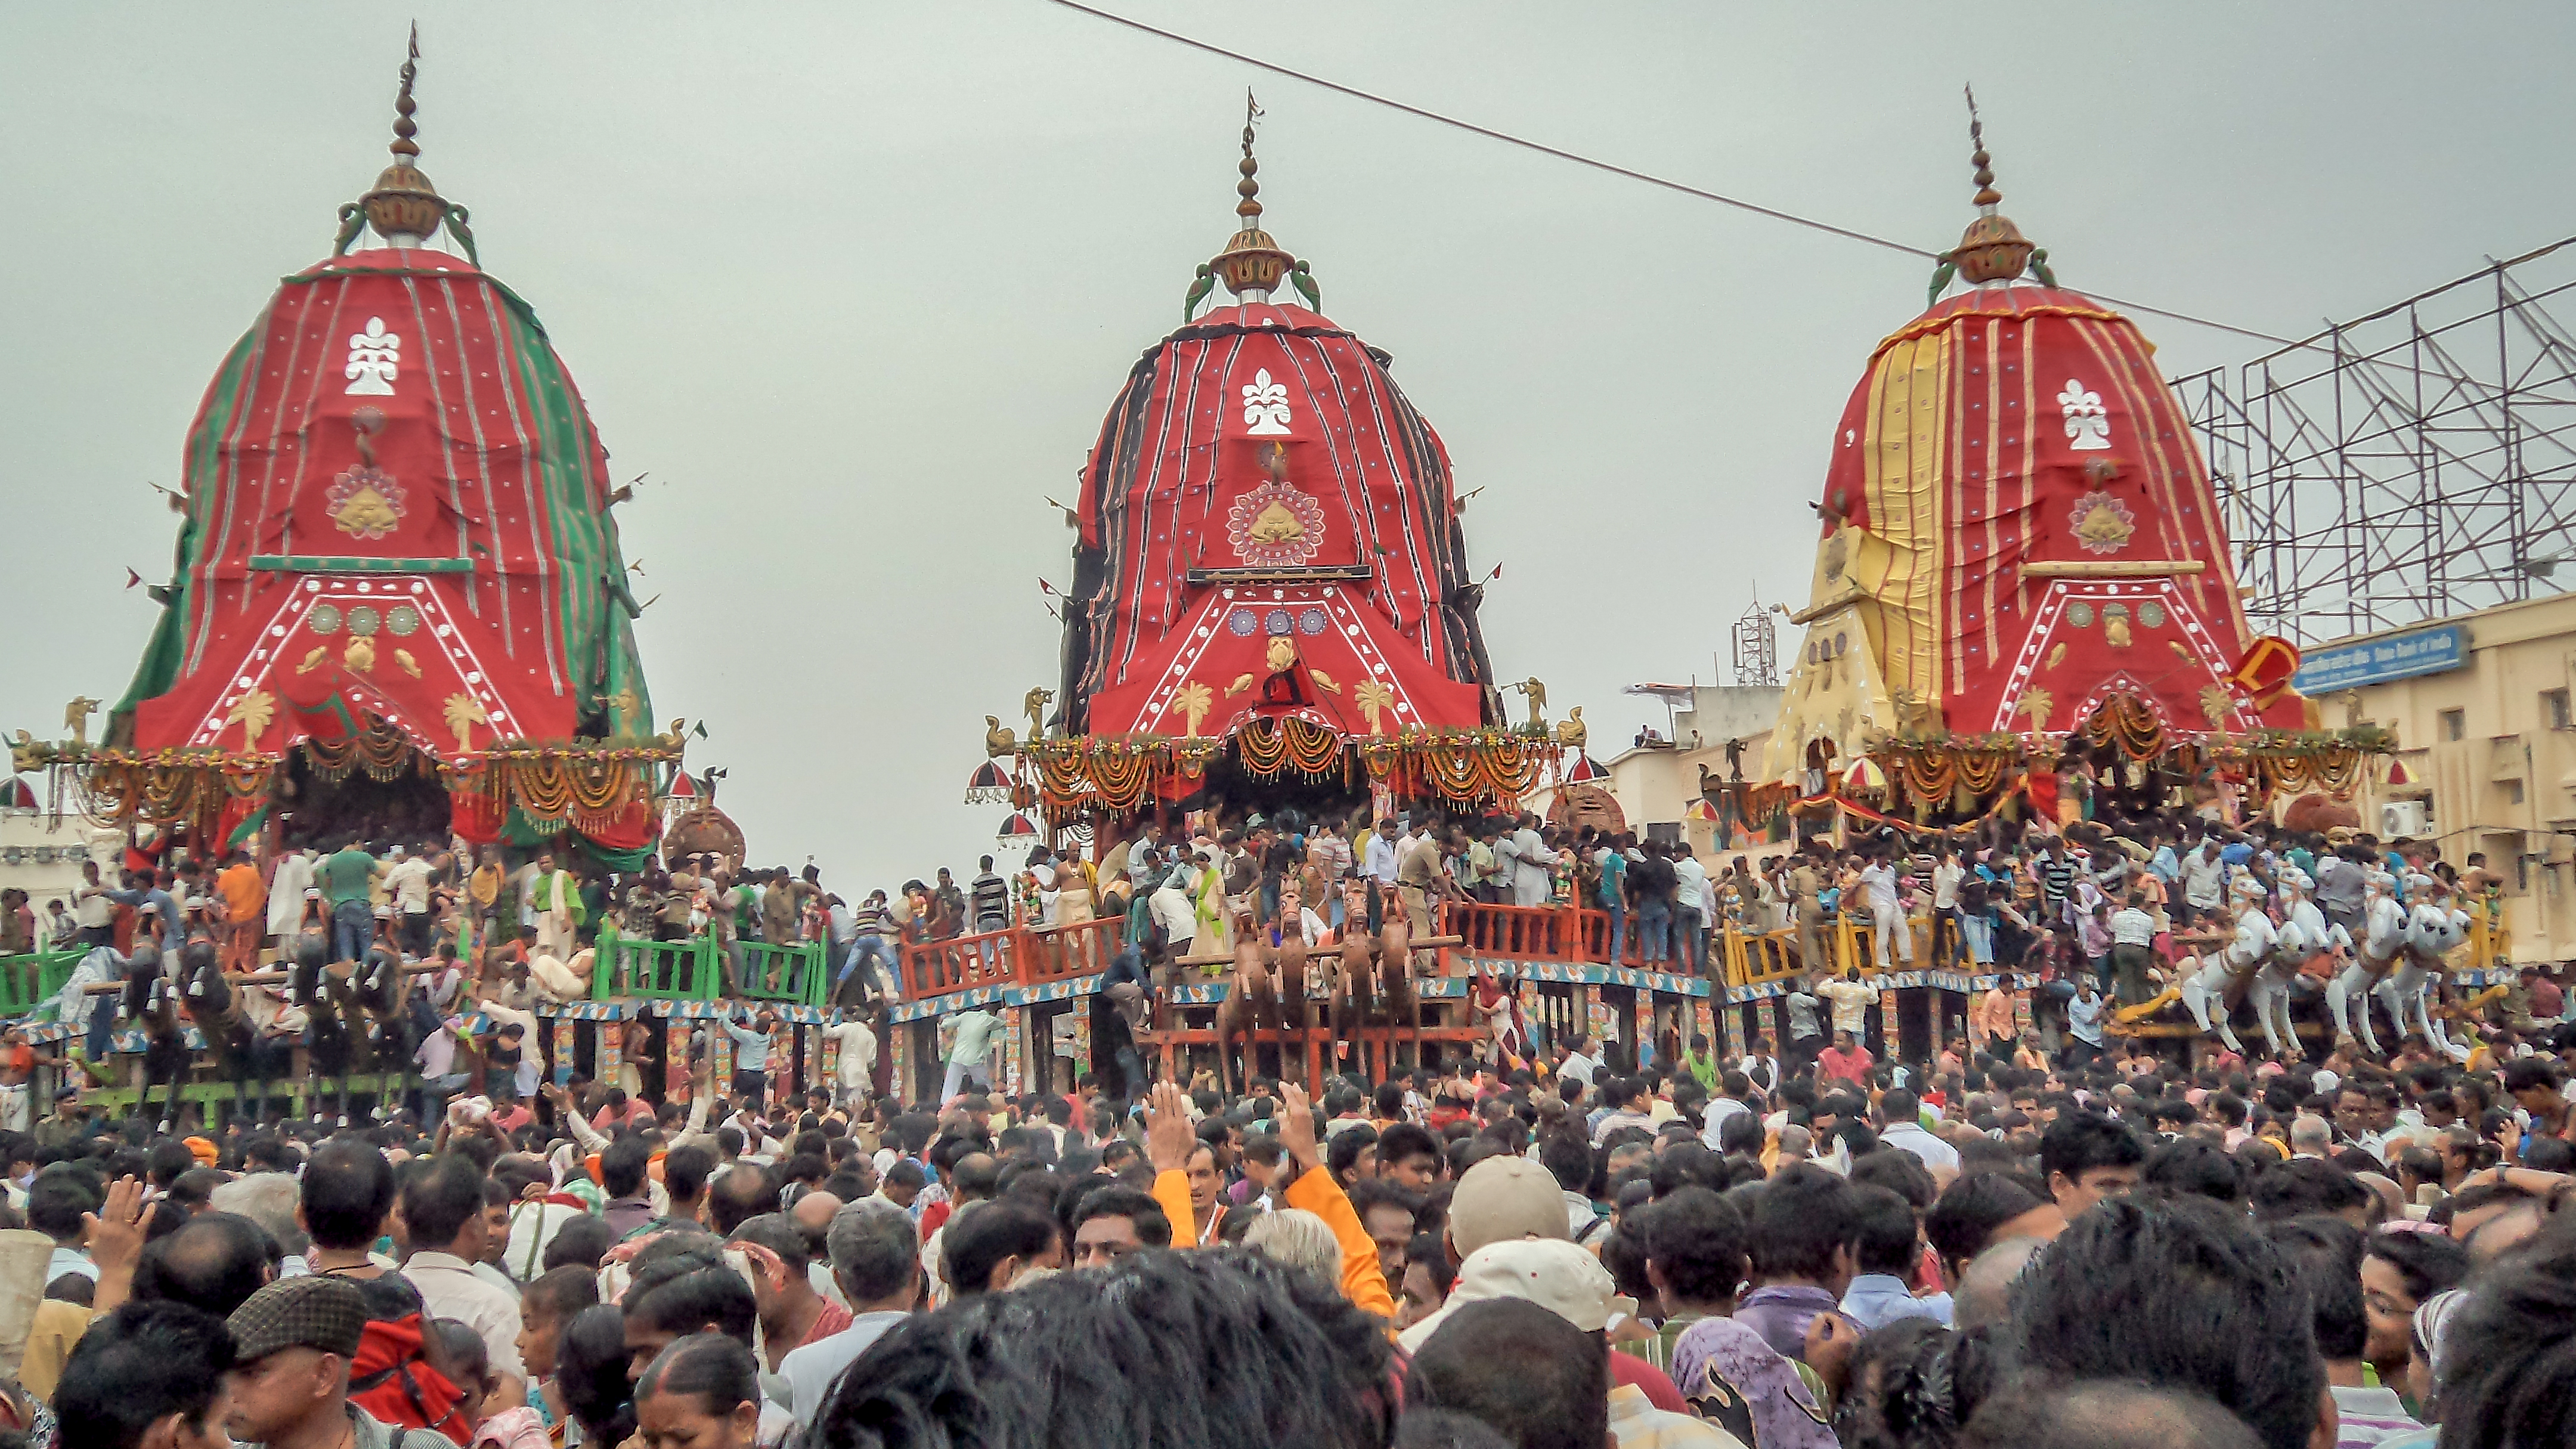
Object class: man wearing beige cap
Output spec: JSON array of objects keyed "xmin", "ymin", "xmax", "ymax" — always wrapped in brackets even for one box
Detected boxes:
[
  {"xmin": 1412, "ymin": 1159, "xmax": 1697, "ymax": 1419},
  {"xmin": 1437, "ymin": 1154, "xmax": 1575, "ymax": 1274},
  {"xmin": 1404, "ymin": 1239, "xmax": 1743, "ymax": 1448},
  {"xmin": 224, "ymin": 1275, "xmax": 456, "ymax": 1449}
]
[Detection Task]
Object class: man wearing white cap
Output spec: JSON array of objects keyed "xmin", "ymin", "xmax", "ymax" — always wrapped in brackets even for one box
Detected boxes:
[
  {"xmin": 1404, "ymin": 1237, "xmax": 1744, "ymax": 1448},
  {"xmin": 1405, "ymin": 1154, "xmax": 1693, "ymax": 1414}
]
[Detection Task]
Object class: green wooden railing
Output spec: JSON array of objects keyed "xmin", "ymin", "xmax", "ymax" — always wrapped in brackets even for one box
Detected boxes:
[
  {"xmin": 736, "ymin": 942, "xmax": 828, "ymax": 1008},
  {"xmin": 595, "ymin": 931, "xmax": 720, "ymax": 1001},
  {"xmin": 0, "ymin": 951, "xmax": 80, "ymax": 1018},
  {"xmin": 592, "ymin": 933, "xmax": 829, "ymax": 1007}
]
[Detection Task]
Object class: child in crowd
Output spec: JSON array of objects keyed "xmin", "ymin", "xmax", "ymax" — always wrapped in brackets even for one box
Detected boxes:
[
  {"xmin": 516, "ymin": 1265, "xmax": 602, "ymax": 1444},
  {"xmin": 426, "ymin": 1318, "xmax": 550, "ymax": 1449}
]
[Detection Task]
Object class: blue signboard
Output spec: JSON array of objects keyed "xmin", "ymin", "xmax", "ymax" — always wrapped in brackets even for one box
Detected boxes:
[{"xmin": 2292, "ymin": 624, "xmax": 2469, "ymax": 693}]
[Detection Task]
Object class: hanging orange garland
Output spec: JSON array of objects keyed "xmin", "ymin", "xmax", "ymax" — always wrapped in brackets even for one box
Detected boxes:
[
  {"xmin": 1281, "ymin": 718, "xmax": 1344, "ymax": 775},
  {"xmin": 1014, "ymin": 723, "xmax": 1546, "ymax": 809},
  {"xmin": 301, "ymin": 724, "xmax": 423, "ymax": 783},
  {"xmin": 2076, "ymin": 694, "xmax": 2168, "ymax": 761},
  {"xmin": 1083, "ymin": 747, "xmax": 1156, "ymax": 811}
]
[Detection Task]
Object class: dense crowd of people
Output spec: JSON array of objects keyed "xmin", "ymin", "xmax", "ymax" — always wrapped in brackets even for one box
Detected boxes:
[
  {"xmin": 5, "ymin": 794, "xmax": 2575, "ymax": 1449},
  {"xmin": 13, "ymin": 986, "xmax": 2576, "ymax": 1449}
]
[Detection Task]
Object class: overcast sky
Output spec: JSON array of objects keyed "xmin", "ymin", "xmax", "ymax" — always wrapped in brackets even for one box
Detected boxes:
[{"xmin": 7, "ymin": 3, "xmax": 2576, "ymax": 891}]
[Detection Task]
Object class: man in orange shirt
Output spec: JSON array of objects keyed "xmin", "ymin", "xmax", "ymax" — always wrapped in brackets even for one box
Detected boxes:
[
  {"xmin": 1144, "ymin": 1080, "xmax": 1394, "ymax": 1319},
  {"xmin": 0, "ymin": 1024, "xmax": 57, "ymax": 1133},
  {"xmin": 215, "ymin": 850, "xmax": 267, "ymax": 973},
  {"xmin": 1970, "ymin": 981, "xmax": 2016, "ymax": 1057}
]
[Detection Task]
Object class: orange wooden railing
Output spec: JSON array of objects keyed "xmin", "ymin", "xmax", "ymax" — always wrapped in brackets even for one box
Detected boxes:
[
  {"xmin": 1448, "ymin": 902, "xmax": 1583, "ymax": 960},
  {"xmin": 1023, "ymin": 918, "xmax": 1122, "ymax": 987},
  {"xmin": 900, "ymin": 917, "xmax": 1126, "ymax": 1000},
  {"xmin": 1442, "ymin": 900, "xmax": 1720, "ymax": 975},
  {"xmin": 900, "ymin": 927, "xmax": 1021, "ymax": 998}
]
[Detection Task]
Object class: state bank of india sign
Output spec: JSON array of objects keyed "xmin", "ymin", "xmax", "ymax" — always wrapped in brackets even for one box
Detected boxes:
[{"xmin": 2291, "ymin": 624, "xmax": 2469, "ymax": 693}]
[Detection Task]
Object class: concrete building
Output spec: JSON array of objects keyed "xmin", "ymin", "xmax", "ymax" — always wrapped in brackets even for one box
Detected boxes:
[
  {"xmin": 2323, "ymin": 590, "xmax": 2576, "ymax": 964},
  {"xmin": 1531, "ymin": 680, "xmax": 1785, "ymax": 860},
  {"xmin": 0, "ymin": 801, "xmax": 119, "ymax": 949}
]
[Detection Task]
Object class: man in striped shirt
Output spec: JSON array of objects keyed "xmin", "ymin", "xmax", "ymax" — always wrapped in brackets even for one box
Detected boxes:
[
  {"xmin": 2033, "ymin": 836, "xmax": 2080, "ymax": 924},
  {"xmin": 968, "ymin": 856, "xmax": 1011, "ymax": 933},
  {"xmin": 840, "ymin": 889, "xmax": 896, "ymax": 1004}
]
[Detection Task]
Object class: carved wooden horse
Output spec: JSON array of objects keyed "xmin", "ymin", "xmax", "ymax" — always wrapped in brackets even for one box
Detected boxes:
[
  {"xmin": 2387, "ymin": 886, "xmax": 2469, "ymax": 1057},
  {"xmin": 2328, "ymin": 874, "xmax": 2410, "ymax": 1056},
  {"xmin": 1205, "ymin": 877, "xmax": 1330, "ymax": 1093},
  {"xmin": 1374, "ymin": 889, "xmax": 1422, "ymax": 1070},
  {"xmin": 1327, "ymin": 880, "xmax": 1382, "ymax": 1062},
  {"xmin": 1272, "ymin": 881, "xmax": 1312, "ymax": 1083},
  {"xmin": 2244, "ymin": 877, "xmax": 2339, "ymax": 1061},
  {"xmin": 2178, "ymin": 886, "xmax": 2277, "ymax": 1056},
  {"xmin": 321, "ymin": 940, "xmax": 410, "ymax": 1126},
  {"xmin": 1212, "ymin": 903, "xmax": 1277, "ymax": 1097},
  {"xmin": 126, "ymin": 951, "xmax": 192, "ymax": 1134},
  {"xmin": 290, "ymin": 903, "xmax": 359, "ymax": 1124},
  {"xmin": 179, "ymin": 926, "xmax": 266, "ymax": 1128},
  {"xmin": 1321, "ymin": 882, "xmax": 1426, "ymax": 1079}
]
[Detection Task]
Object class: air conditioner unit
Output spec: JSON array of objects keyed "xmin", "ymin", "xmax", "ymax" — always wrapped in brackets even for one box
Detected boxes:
[{"xmin": 2382, "ymin": 800, "xmax": 2429, "ymax": 837}]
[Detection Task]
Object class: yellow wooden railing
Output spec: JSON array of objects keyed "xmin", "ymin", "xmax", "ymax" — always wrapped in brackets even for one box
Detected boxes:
[
  {"xmin": 1718, "ymin": 913, "xmax": 1945, "ymax": 989},
  {"xmin": 2469, "ymin": 906, "xmax": 2512, "ymax": 973},
  {"xmin": 1722, "ymin": 928, "xmax": 1802, "ymax": 989}
]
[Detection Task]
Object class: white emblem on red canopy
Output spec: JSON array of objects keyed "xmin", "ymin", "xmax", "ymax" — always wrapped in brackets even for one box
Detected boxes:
[
  {"xmin": 345, "ymin": 317, "xmax": 402, "ymax": 396},
  {"xmin": 1241, "ymin": 368, "xmax": 1293, "ymax": 436},
  {"xmin": 2058, "ymin": 379, "xmax": 2110, "ymax": 450}
]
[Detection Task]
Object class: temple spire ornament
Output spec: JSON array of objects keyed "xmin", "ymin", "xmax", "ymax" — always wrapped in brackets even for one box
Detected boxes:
[
  {"xmin": 1967, "ymin": 83, "xmax": 2002, "ymax": 214},
  {"xmin": 1930, "ymin": 85, "xmax": 2052, "ymax": 300},
  {"xmin": 390, "ymin": 21, "xmax": 422, "ymax": 163},
  {"xmin": 1208, "ymin": 88, "xmax": 1296, "ymax": 304},
  {"xmin": 337, "ymin": 24, "xmax": 476, "ymax": 261},
  {"xmin": 1236, "ymin": 88, "xmax": 1264, "ymax": 229}
]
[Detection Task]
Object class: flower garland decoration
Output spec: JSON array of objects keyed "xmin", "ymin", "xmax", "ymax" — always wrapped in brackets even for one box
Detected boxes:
[{"xmin": 1013, "ymin": 724, "xmax": 1548, "ymax": 807}]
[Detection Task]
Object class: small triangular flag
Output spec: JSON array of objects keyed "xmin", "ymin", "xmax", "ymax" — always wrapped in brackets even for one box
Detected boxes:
[{"xmin": 692, "ymin": 720, "xmax": 710, "ymax": 739}]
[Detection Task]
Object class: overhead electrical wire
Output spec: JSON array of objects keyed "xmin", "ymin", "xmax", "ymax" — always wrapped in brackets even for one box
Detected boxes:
[{"xmin": 1040, "ymin": 0, "xmax": 2299, "ymax": 348}]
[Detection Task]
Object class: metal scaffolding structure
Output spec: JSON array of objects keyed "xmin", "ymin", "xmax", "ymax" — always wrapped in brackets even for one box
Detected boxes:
[
  {"xmin": 1731, "ymin": 597, "xmax": 1778, "ymax": 686},
  {"xmin": 2179, "ymin": 236, "xmax": 2576, "ymax": 645}
]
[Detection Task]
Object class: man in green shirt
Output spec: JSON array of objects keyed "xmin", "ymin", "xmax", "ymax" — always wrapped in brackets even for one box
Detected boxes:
[
  {"xmin": 1677, "ymin": 1032, "xmax": 1722, "ymax": 1094},
  {"xmin": 319, "ymin": 839, "xmax": 380, "ymax": 964},
  {"xmin": 940, "ymin": 1008, "xmax": 1001, "ymax": 1104}
]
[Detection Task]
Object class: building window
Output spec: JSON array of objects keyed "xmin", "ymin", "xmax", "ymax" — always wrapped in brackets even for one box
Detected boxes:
[
  {"xmin": 2441, "ymin": 708, "xmax": 2466, "ymax": 741},
  {"xmin": 2486, "ymin": 833, "xmax": 2529, "ymax": 896},
  {"xmin": 2505, "ymin": 779, "xmax": 2527, "ymax": 806},
  {"xmin": 2549, "ymin": 689, "xmax": 2572, "ymax": 730}
]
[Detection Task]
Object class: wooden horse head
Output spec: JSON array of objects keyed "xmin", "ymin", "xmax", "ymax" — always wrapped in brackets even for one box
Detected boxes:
[{"xmin": 126, "ymin": 966, "xmax": 181, "ymax": 1038}]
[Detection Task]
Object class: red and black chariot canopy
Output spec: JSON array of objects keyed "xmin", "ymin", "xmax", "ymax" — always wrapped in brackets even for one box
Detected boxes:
[{"xmin": 1055, "ymin": 125, "xmax": 1496, "ymax": 747}]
